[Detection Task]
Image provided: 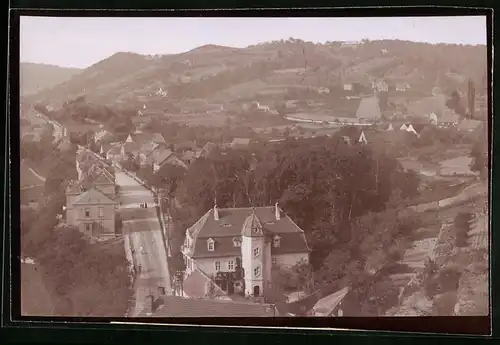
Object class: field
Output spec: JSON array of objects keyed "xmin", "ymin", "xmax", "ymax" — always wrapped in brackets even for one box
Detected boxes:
[
  {"xmin": 439, "ymin": 156, "xmax": 475, "ymax": 176},
  {"xmin": 21, "ymin": 263, "xmax": 56, "ymax": 316}
]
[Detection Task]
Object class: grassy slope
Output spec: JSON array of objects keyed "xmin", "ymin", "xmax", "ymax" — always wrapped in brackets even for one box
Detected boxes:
[
  {"xmin": 21, "ymin": 263, "xmax": 56, "ymax": 316},
  {"xmin": 20, "ymin": 63, "xmax": 81, "ymax": 96}
]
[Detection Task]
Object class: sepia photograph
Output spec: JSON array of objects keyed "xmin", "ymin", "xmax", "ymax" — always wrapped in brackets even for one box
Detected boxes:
[{"xmin": 17, "ymin": 12, "xmax": 490, "ymax": 328}]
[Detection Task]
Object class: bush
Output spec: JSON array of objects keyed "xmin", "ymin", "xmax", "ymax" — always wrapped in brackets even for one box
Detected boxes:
[
  {"xmin": 433, "ymin": 291, "xmax": 458, "ymax": 316},
  {"xmin": 454, "ymin": 212, "xmax": 473, "ymax": 247}
]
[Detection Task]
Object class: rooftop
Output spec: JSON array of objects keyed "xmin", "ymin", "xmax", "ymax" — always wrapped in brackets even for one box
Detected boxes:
[
  {"xmin": 185, "ymin": 206, "xmax": 310, "ymax": 259},
  {"xmin": 139, "ymin": 296, "xmax": 276, "ymax": 317},
  {"xmin": 71, "ymin": 188, "xmax": 115, "ymax": 205}
]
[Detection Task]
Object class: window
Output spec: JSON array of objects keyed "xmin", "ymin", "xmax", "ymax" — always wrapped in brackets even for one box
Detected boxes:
[
  {"xmin": 85, "ymin": 223, "xmax": 91, "ymax": 232},
  {"xmin": 99, "ymin": 221, "xmax": 104, "ymax": 229},
  {"xmin": 273, "ymin": 236, "xmax": 281, "ymax": 248},
  {"xmin": 207, "ymin": 238, "xmax": 215, "ymax": 251},
  {"xmin": 272, "ymin": 257, "xmax": 277, "ymax": 266},
  {"xmin": 84, "ymin": 209, "xmax": 90, "ymax": 217},
  {"xmin": 228, "ymin": 261, "xmax": 234, "ymax": 270},
  {"xmin": 254, "ymin": 266, "xmax": 261, "ymax": 277},
  {"xmin": 253, "ymin": 247, "xmax": 260, "ymax": 258},
  {"xmin": 215, "ymin": 261, "xmax": 221, "ymax": 271},
  {"xmin": 98, "ymin": 207, "xmax": 104, "ymax": 218}
]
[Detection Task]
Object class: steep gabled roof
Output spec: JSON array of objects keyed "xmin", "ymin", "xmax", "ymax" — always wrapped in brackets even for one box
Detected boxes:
[
  {"xmin": 71, "ymin": 188, "xmax": 115, "ymax": 205},
  {"xmin": 312, "ymin": 287, "xmax": 350, "ymax": 316},
  {"xmin": 151, "ymin": 132, "xmax": 166, "ymax": 144},
  {"xmin": 153, "ymin": 149, "xmax": 175, "ymax": 166},
  {"xmin": 185, "ymin": 206, "xmax": 310, "ymax": 259}
]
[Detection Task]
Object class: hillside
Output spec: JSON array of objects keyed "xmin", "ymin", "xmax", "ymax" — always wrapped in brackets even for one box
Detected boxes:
[
  {"xmin": 23, "ymin": 39, "xmax": 487, "ymax": 117},
  {"xmin": 20, "ymin": 63, "xmax": 82, "ymax": 96}
]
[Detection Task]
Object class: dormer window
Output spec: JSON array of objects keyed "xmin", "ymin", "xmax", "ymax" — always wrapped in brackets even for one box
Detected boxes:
[
  {"xmin": 207, "ymin": 238, "xmax": 215, "ymax": 251},
  {"xmin": 273, "ymin": 236, "xmax": 281, "ymax": 248},
  {"xmin": 233, "ymin": 237, "xmax": 241, "ymax": 247}
]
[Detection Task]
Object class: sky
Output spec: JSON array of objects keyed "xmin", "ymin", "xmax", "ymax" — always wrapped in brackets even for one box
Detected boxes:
[{"xmin": 20, "ymin": 16, "xmax": 487, "ymax": 69}]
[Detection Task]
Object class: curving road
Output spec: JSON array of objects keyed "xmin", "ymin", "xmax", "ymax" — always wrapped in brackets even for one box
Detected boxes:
[{"xmin": 116, "ymin": 171, "xmax": 172, "ymax": 316}]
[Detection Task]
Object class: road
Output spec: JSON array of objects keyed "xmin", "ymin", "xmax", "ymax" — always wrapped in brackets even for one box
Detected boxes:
[{"xmin": 115, "ymin": 171, "xmax": 172, "ymax": 316}]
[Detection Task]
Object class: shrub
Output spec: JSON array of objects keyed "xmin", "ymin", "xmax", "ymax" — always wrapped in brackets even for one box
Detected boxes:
[{"xmin": 433, "ymin": 291, "xmax": 458, "ymax": 316}]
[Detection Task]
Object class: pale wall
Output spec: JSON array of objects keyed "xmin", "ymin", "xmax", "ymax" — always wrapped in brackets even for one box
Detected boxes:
[
  {"xmin": 191, "ymin": 256, "xmax": 240, "ymax": 277},
  {"xmin": 71, "ymin": 204, "xmax": 115, "ymax": 234}
]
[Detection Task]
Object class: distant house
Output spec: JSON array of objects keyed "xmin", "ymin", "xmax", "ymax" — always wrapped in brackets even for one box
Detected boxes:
[
  {"xmin": 386, "ymin": 123, "xmax": 394, "ymax": 131},
  {"xmin": 151, "ymin": 133, "xmax": 166, "ymax": 145},
  {"xmin": 138, "ymin": 141, "xmax": 160, "ymax": 167},
  {"xmin": 372, "ymin": 80, "xmax": 389, "ymax": 93},
  {"xmin": 458, "ymin": 119, "xmax": 482, "ymax": 132},
  {"xmin": 358, "ymin": 130, "xmax": 368, "ymax": 144},
  {"xmin": 312, "ymin": 287, "xmax": 350, "ymax": 316},
  {"xmin": 405, "ymin": 124, "xmax": 420, "ymax": 137},
  {"xmin": 356, "ymin": 96, "xmax": 382, "ymax": 122},
  {"xmin": 230, "ymin": 138, "xmax": 252, "ymax": 149},
  {"xmin": 106, "ymin": 143, "xmax": 122, "ymax": 162},
  {"xmin": 200, "ymin": 142, "xmax": 218, "ymax": 157},
  {"xmin": 343, "ymin": 83, "xmax": 353, "ymax": 91},
  {"xmin": 399, "ymin": 123, "xmax": 408, "ymax": 131},
  {"xmin": 317, "ymin": 87, "xmax": 330, "ymax": 94},
  {"xmin": 429, "ymin": 112, "xmax": 438, "ymax": 125},
  {"xmin": 150, "ymin": 149, "xmax": 187, "ymax": 173},
  {"xmin": 439, "ymin": 109, "xmax": 461, "ymax": 127},
  {"xmin": 395, "ymin": 82, "xmax": 410, "ymax": 92}
]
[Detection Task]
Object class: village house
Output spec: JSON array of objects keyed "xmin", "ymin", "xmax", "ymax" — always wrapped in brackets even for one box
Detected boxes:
[
  {"xmin": 65, "ymin": 186, "xmax": 116, "ymax": 241},
  {"xmin": 439, "ymin": 109, "xmax": 461, "ymax": 128},
  {"xmin": 371, "ymin": 79, "xmax": 389, "ymax": 93},
  {"xmin": 138, "ymin": 141, "xmax": 161, "ymax": 167},
  {"xmin": 65, "ymin": 161, "xmax": 116, "ymax": 241},
  {"xmin": 395, "ymin": 82, "xmax": 411, "ymax": 92},
  {"xmin": 200, "ymin": 142, "xmax": 218, "ymax": 158},
  {"xmin": 105, "ymin": 142, "xmax": 123, "ymax": 162},
  {"xmin": 343, "ymin": 83, "xmax": 353, "ymax": 91},
  {"xmin": 181, "ymin": 204, "xmax": 311, "ymax": 298},
  {"xmin": 146, "ymin": 148, "xmax": 187, "ymax": 173}
]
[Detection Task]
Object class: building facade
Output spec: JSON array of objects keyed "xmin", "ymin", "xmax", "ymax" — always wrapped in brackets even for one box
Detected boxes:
[{"xmin": 181, "ymin": 204, "xmax": 310, "ymax": 298}]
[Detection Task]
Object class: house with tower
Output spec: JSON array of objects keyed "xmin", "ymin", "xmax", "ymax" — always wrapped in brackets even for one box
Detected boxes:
[{"xmin": 181, "ymin": 203, "xmax": 310, "ymax": 298}]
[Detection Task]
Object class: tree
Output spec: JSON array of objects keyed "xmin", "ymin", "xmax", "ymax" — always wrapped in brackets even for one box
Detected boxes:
[
  {"xmin": 470, "ymin": 129, "xmax": 488, "ymax": 178},
  {"xmin": 454, "ymin": 212, "xmax": 473, "ymax": 247},
  {"xmin": 446, "ymin": 90, "xmax": 466, "ymax": 117},
  {"xmin": 467, "ymin": 78, "xmax": 476, "ymax": 119}
]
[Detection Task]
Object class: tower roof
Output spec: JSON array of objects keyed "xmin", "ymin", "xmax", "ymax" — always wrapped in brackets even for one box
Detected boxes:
[{"xmin": 241, "ymin": 211, "xmax": 265, "ymax": 237}]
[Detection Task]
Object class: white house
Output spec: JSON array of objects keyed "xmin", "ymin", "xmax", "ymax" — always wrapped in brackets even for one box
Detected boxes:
[
  {"xmin": 181, "ymin": 204, "xmax": 311, "ymax": 298},
  {"xmin": 343, "ymin": 83, "xmax": 353, "ymax": 91},
  {"xmin": 400, "ymin": 123, "xmax": 408, "ymax": 131},
  {"xmin": 387, "ymin": 123, "xmax": 394, "ymax": 131}
]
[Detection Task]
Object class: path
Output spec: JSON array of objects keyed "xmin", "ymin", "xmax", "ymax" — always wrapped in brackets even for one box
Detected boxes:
[
  {"xmin": 115, "ymin": 171, "xmax": 171, "ymax": 316},
  {"xmin": 28, "ymin": 167, "xmax": 46, "ymax": 182}
]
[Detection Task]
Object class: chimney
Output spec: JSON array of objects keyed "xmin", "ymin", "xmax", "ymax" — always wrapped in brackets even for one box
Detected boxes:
[
  {"xmin": 275, "ymin": 202, "xmax": 281, "ymax": 220},
  {"xmin": 214, "ymin": 205, "xmax": 219, "ymax": 221},
  {"xmin": 145, "ymin": 294, "xmax": 155, "ymax": 316}
]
